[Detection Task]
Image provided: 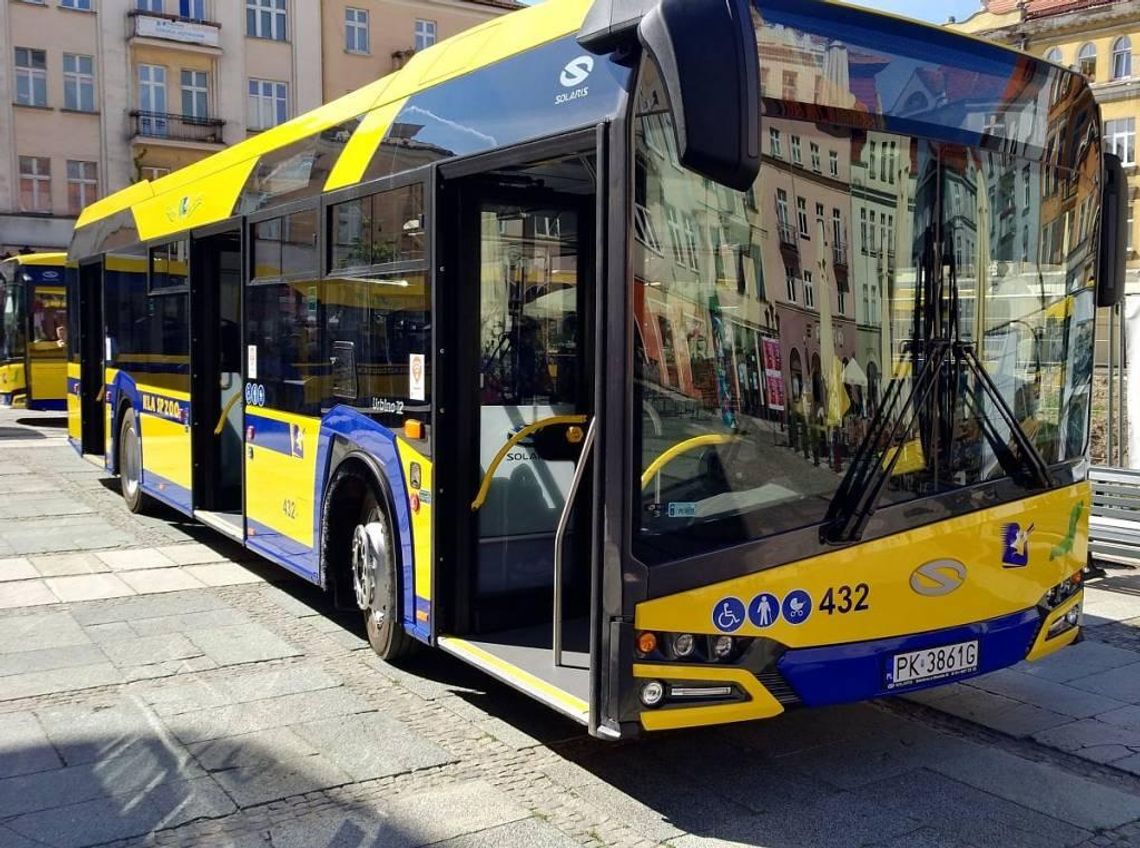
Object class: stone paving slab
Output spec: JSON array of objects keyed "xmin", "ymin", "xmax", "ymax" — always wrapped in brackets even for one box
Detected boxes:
[
  {"xmin": 0, "ymin": 643, "xmax": 107, "ymax": 678},
  {"xmin": 183, "ymin": 561, "xmax": 265, "ymax": 586},
  {"xmin": 1016, "ymin": 639, "xmax": 1140, "ymax": 683},
  {"xmin": 0, "ymin": 557, "xmax": 37, "ymax": 581},
  {"xmin": 0, "ymin": 609, "xmax": 90, "ymax": 652},
  {"xmin": 95, "ymin": 547, "xmax": 178, "ymax": 571},
  {"xmin": 0, "ymin": 662, "xmax": 124, "ymax": 701},
  {"xmin": 966, "ymin": 667, "xmax": 1130, "ymax": 718},
  {"xmin": 29, "ymin": 552, "xmax": 110, "ymax": 577},
  {"xmin": 119, "ymin": 567, "xmax": 207, "ymax": 594},
  {"xmin": 1066, "ymin": 661, "xmax": 1140, "ymax": 703},
  {"xmin": 0, "ymin": 712, "xmax": 62, "ymax": 779},
  {"xmin": 288, "ymin": 711, "xmax": 455, "ymax": 781},
  {"xmin": 2, "ymin": 516, "xmax": 133, "ymax": 555},
  {"xmin": 0, "ymin": 579, "xmax": 57, "ymax": 608},
  {"xmin": 45, "ymin": 573, "xmax": 136, "ymax": 602}
]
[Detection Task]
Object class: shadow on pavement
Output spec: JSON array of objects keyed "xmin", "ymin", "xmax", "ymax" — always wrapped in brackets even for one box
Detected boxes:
[
  {"xmin": 14, "ymin": 416, "xmax": 66, "ymax": 429},
  {"xmin": 0, "ymin": 426, "xmax": 44, "ymax": 440}
]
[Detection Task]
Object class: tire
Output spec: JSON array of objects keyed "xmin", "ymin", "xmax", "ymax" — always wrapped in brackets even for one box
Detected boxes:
[
  {"xmin": 353, "ymin": 486, "xmax": 416, "ymax": 661},
  {"xmin": 118, "ymin": 407, "xmax": 149, "ymax": 514}
]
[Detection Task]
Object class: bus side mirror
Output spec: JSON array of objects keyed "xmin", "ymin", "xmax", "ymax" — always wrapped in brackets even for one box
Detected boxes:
[
  {"xmin": 578, "ymin": 0, "xmax": 761, "ymax": 193},
  {"xmin": 1098, "ymin": 153, "xmax": 1127, "ymax": 308}
]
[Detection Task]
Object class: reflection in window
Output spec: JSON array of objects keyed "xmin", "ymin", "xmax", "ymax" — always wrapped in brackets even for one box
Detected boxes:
[
  {"xmin": 331, "ymin": 184, "xmax": 424, "ymax": 270},
  {"xmin": 1078, "ymin": 43, "xmax": 1097, "ymax": 79}
]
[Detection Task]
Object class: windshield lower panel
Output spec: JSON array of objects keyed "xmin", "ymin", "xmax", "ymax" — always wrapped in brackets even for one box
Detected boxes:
[{"xmin": 631, "ymin": 61, "xmax": 1099, "ymax": 566}]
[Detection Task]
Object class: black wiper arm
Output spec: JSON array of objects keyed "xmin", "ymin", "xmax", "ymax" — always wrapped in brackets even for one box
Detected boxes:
[
  {"xmin": 957, "ymin": 343, "xmax": 1052, "ymax": 490},
  {"xmin": 822, "ymin": 341, "xmax": 950, "ymax": 544}
]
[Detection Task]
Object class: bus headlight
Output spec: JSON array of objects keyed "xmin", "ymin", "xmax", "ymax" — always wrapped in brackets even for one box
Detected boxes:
[
  {"xmin": 640, "ymin": 680, "xmax": 665, "ymax": 707},
  {"xmin": 1047, "ymin": 601, "xmax": 1082, "ymax": 639},
  {"xmin": 672, "ymin": 633, "xmax": 696, "ymax": 658},
  {"xmin": 712, "ymin": 635, "xmax": 734, "ymax": 659}
]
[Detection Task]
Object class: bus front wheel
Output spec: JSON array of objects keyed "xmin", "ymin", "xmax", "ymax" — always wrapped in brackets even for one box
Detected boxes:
[
  {"xmin": 118, "ymin": 407, "xmax": 149, "ymax": 514},
  {"xmin": 353, "ymin": 488, "xmax": 415, "ymax": 661}
]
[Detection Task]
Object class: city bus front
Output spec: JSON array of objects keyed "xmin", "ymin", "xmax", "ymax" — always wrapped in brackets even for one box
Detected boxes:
[
  {"xmin": 594, "ymin": 0, "xmax": 1119, "ymax": 735},
  {"xmin": 0, "ymin": 254, "xmax": 68, "ymax": 410}
]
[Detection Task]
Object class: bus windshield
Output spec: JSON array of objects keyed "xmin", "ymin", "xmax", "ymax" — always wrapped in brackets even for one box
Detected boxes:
[{"xmin": 632, "ymin": 9, "xmax": 1099, "ymax": 565}]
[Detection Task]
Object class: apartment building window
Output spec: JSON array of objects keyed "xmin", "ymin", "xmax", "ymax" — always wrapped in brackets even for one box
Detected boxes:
[
  {"xmin": 67, "ymin": 160, "xmax": 98, "ymax": 215},
  {"xmin": 1106, "ymin": 118, "xmax": 1136, "ymax": 166},
  {"xmin": 860, "ymin": 208, "xmax": 868, "ymax": 253},
  {"xmin": 248, "ymin": 79, "xmax": 288, "ymax": 130},
  {"xmin": 61, "ymin": 0, "xmax": 93, "ymax": 9},
  {"xmin": 838, "ymin": 288, "xmax": 846, "ymax": 316},
  {"xmin": 345, "ymin": 8, "xmax": 369, "ymax": 53},
  {"xmin": 791, "ymin": 135, "xmax": 802, "ymax": 166},
  {"xmin": 785, "ymin": 267, "xmax": 797, "ymax": 303},
  {"xmin": 769, "ymin": 127, "xmax": 782, "ymax": 158},
  {"xmin": 776, "ymin": 189, "xmax": 790, "ymax": 230},
  {"xmin": 247, "ymin": 0, "xmax": 287, "ymax": 41},
  {"xmin": 869, "ymin": 141, "xmax": 877, "ymax": 180},
  {"xmin": 181, "ymin": 70, "xmax": 208, "ymax": 119},
  {"xmin": 138, "ymin": 65, "xmax": 168, "ymax": 137},
  {"xmin": 137, "ymin": 0, "xmax": 163, "ymax": 11},
  {"xmin": 19, "ymin": 156, "xmax": 51, "ymax": 213},
  {"xmin": 180, "ymin": 0, "xmax": 205, "ymax": 20},
  {"xmin": 1078, "ymin": 43, "xmax": 1097, "ymax": 80},
  {"xmin": 414, "ymin": 19, "xmax": 437, "ymax": 51},
  {"xmin": 832, "ymin": 208, "xmax": 843, "ymax": 250},
  {"xmin": 63, "ymin": 54, "xmax": 95, "ymax": 112},
  {"xmin": 796, "ymin": 196, "xmax": 809, "ymax": 238},
  {"xmin": 14, "ymin": 48, "xmax": 47, "ymax": 107},
  {"xmin": 803, "ymin": 270, "xmax": 815, "ymax": 309},
  {"xmin": 1113, "ymin": 36, "xmax": 1132, "ymax": 81},
  {"xmin": 1129, "ymin": 205, "xmax": 1135, "ymax": 252},
  {"xmin": 829, "ymin": 150, "xmax": 838, "ymax": 177},
  {"xmin": 141, "ymin": 166, "xmax": 170, "ymax": 182},
  {"xmin": 665, "ymin": 204, "xmax": 685, "ymax": 267},
  {"xmin": 1045, "ymin": 47, "xmax": 1062, "ymax": 64},
  {"xmin": 810, "ymin": 142, "xmax": 821, "ymax": 172}
]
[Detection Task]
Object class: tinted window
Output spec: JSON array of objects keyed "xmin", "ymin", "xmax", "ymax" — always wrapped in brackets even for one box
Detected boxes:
[
  {"xmin": 330, "ymin": 184, "xmax": 424, "ymax": 270},
  {"xmin": 246, "ymin": 279, "xmax": 323, "ymax": 416}
]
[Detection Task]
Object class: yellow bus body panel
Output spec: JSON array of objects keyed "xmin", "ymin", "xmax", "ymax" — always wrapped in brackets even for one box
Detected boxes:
[
  {"xmin": 244, "ymin": 407, "xmax": 319, "ymax": 548},
  {"xmin": 137, "ymin": 383, "xmax": 191, "ymax": 492},
  {"xmin": 397, "ymin": 438, "xmax": 434, "ymax": 614},
  {"xmin": 67, "ymin": 362, "xmax": 81, "ymax": 440},
  {"xmin": 635, "ymin": 482, "xmax": 1089, "ymax": 647},
  {"xmin": 0, "ymin": 361, "xmax": 26, "ymax": 402}
]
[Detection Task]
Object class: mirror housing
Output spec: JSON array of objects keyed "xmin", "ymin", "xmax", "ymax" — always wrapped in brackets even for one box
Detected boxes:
[
  {"xmin": 579, "ymin": 0, "xmax": 761, "ymax": 192},
  {"xmin": 1098, "ymin": 153, "xmax": 1128, "ymax": 308}
]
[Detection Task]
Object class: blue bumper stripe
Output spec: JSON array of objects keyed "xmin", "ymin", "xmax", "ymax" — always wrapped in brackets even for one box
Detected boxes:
[{"xmin": 777, "ymin": 609, "xmax": 1041, "ymax": 707}]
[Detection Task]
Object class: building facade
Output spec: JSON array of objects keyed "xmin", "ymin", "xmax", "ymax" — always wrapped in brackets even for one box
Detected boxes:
[
  {"xmin": 0, "ymin": 0, "xmax": 514, "ymax": 254},
  {"xmin": 949, "ymin": 0, "xmax": 1140, "ymax": 291}
]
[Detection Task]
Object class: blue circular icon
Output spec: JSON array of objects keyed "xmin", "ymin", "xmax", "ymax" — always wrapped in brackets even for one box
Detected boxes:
[
  {"xmin": 748, "ymin": 593, "xmax": 781, "ymax": 628},
  {"xmin": 782, "ymin": 590, "xmax": 813, "ymax": 625},
  {"xmin": 712, "ymin": 597, "xmax": 746, "ymax": 633}
]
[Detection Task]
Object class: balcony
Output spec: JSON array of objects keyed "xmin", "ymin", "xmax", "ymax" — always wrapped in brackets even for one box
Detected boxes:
[
  {"xmin": 777, "ymin": 221, "xmax": 799, "ymax": 265},
  {"xmin": 832, "ymin": 242, "xmax": 849, "ymax": 270},
  {"xmin": 128, "ymin": 11, "xmax": 221, "ymax": 50},
  {"xmin": 130, "ymin": 111, "xmax": 225, "ymax": 148}
]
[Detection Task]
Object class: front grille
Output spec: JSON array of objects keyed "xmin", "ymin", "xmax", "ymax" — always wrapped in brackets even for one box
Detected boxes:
[{"xmin": 756, "ymin": 668, "xmax": 802, "ymax": 707}]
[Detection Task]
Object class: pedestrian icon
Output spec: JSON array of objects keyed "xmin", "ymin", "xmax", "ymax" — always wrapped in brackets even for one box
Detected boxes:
[
  {"xmin": 748, "ymin": 593, "xmax": 781, "ymax": 628},
  {"xmin": 712, "ymin": 597, "xmax": 745, "ymax": 633},
  {"xmin": 782, "ymin": 589, "xmax": 812, "ymax": 625}
]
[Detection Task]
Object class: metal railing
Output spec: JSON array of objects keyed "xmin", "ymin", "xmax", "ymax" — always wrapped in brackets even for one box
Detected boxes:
[{"xmin": 130, "ymin": 111, "xmax": 224, "ymax": 144}]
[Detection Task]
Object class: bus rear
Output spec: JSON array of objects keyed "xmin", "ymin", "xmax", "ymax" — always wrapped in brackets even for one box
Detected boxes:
[{"xmin": 604, "ymin": 0, "xmax": 1114, "ymax": 733}]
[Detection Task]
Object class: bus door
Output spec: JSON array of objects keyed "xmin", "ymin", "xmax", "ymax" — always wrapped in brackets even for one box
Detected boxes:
[
  {"xmin": 189, "ymin": 226, "xmax": 244, "ymax": 534},
  {"xmin": 76, "ymin": 260, "xmax": 105, "ymax": 455},
  {"xmin": 437, "ymin": 149, "xmax": 597, "ymax": 724}
]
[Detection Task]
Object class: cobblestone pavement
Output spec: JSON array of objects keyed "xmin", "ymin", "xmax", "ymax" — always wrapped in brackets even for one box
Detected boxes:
[{"xmin": 3, "ymin": 408, "xmax": 1140, "ymax": 848}]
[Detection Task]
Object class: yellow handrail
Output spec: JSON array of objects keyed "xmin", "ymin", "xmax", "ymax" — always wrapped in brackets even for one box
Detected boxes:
[
  {"xmin": 640, "ymin": 434, "xmax": 741, "ymax": 490},
  {"xmin": 213, "ymin": 392, "xmax": 242, "ymax": 436},
  {"xmin": 470, "ymin": 414, "xmax": 589, "ymax": 511}
]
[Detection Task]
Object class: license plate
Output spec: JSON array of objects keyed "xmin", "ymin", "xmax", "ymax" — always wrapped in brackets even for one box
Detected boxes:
[{"xmin": 888, "ymin": 640, "xmax": 978, "ymax": 689}]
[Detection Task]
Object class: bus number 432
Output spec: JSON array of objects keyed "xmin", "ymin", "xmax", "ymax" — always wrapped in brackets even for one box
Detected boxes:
[{"xmin": 820, "ymin": 583, "xmax": 870, "ymax": 615}]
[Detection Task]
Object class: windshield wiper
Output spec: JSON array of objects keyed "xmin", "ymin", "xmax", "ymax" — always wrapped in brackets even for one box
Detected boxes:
[
  {"xmin": 822, "ymin": 340, "xmax": 1052, "ymax": 546},
  {"xmin": 822, "ymin": 340, "xmax": 950, "ymax": 545}
]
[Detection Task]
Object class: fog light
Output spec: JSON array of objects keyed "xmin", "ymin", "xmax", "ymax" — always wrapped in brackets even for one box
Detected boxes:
[
  {"xmin": 672, "ymin": 633, "xmax": 696, "ymax": 658},
  {"xmin": 1047, "ymin": 601, "xmax": 1082, "ymax": 638},
  {"xmin": 1065, "ymin": 608, "xmax": 1080, "ymax": 626},
  {"xmin": 636, "ymin": 631, "xmax": 658, "ymax": 655},
  {"xmin": 640, "ymin": 680, "xmax": 665, "ymax": 707},
  {"xmin": 712, "ymin": 635, "xmax": 734, "ymax": 659}
]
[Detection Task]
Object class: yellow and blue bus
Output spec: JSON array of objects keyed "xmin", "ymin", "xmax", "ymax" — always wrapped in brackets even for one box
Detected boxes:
[
  {"xmin": 0, "ymin": 253, "xmax": 68, "ymax": 411},
  {"xmin": 67, "ymin": 0, "xmax": 1125, "ymax": 738}
]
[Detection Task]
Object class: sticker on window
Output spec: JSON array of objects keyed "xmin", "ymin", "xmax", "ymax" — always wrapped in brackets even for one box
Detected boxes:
[
  {"xmin": 667, "ymin": 502, "xmax": 697, "ymax": 518},
  {"xmin": 247, "ymin": 345, "xmax": 258, "ymax": 380},
  {"xmin": 409, "ymin": 353, "xmax": 425, "ymax": 401}
]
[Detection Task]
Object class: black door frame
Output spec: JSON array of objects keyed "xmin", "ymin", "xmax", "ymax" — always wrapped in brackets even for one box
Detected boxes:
[
  {"xmin": 189, "ymin": 218, "xmax": 244, "ymax": 513},
  {"xmin": 77, "ymin": 259, "xmax": 105, "ymax": 456},
  {"xmin": 434, "ymin": 130, "xmax": 601, "ymax": 642}
]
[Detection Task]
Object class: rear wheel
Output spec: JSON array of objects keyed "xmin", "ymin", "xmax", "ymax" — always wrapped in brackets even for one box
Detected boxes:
[
  {"xmin": 118, "ymin": 407, "xmax": 148, "ymax": 514},
  {"xmin": 352, "ymin": 488, "xmax": 416, "ymax": 661}
]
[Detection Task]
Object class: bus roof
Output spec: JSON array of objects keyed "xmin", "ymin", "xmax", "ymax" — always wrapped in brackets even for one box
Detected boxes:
[
  {"xmin": 73, "ymin": 0, "xmax": 595, "ymax": 244},
  {"xmin": 1, "ymin": 253, "xmax": 67, "ymax": 268}
]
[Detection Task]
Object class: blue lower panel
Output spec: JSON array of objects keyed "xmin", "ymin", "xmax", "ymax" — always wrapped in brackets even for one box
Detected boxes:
[
  {"xmin": 777, "ymin": 609, "xmax": 1041, "ymax": 707},
  {"xmin": 28, "ymin": 399, "xmax": 66, "ymax": 411},
  {"xmin": 141, "ymin": 468, "xmax": 193, "ymax": 516}
]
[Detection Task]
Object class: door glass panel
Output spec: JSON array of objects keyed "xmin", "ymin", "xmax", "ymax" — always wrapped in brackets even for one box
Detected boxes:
[{"xmin": 477, "ymin": 202, "xmax": 582, "ymax": 594}]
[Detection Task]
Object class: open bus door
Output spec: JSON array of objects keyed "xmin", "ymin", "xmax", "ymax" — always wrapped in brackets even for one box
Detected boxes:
[
  {"xmin": 435, "ymin": 136, "xmax": 600, "ymax": 727},
  {"xmin": 76, "ymin": 260, "xmax": 105, "ymax": 457}
]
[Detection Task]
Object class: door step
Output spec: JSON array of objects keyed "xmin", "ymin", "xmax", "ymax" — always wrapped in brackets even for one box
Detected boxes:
[{"xmin": 194, "ymin": 509, "xmax": 244, "ymax": 542}]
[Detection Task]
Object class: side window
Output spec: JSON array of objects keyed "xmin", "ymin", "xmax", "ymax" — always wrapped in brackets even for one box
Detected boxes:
[
  {"xmin": 326, "ymin": 180, "xmax": 430, "ymax": 431},
  {"xmin": 150, "ymin": 240, "xmax": 188, "ymax": 291},
  {"xmin": 247, "ymin": 207, "xmax": 322, "ymax": 416}
]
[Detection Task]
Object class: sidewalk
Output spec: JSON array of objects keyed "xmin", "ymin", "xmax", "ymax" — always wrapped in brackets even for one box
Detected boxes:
[{"xmin": 906, "ymin": 567, "xmax": 1140, "ymax": 775}]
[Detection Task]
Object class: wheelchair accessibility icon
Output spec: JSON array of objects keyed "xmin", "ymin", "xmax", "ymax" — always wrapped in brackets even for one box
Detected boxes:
[{"xmin": 712, "ymin": 597, "xmax": 746, "ymax": 633}]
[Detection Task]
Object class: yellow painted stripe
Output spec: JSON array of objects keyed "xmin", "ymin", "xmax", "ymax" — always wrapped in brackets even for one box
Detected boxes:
[
  {"xmin": 3, "ymin": 252, "xmax": 66, "ymax": 267},
  {"xmin": 1026, "ymin": 589, "xmax": 1083, "ymax": 662},
  {"xmin": 437, "ymin": 636, "xmax": 589, "ymax": 721},
  {"xmin": 323, "ymin": 97, "xmax": 409, "ymax": 191},
  {"xmin": 633, "ymin": 664, "xmax": 784, "ymax": 731}
]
